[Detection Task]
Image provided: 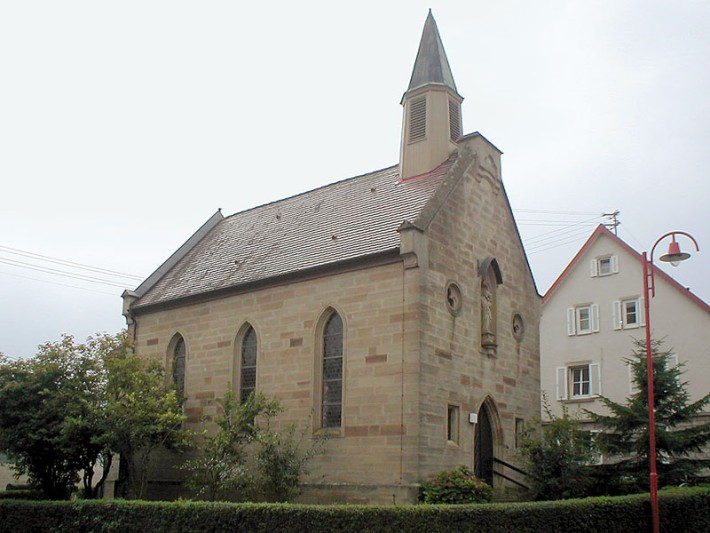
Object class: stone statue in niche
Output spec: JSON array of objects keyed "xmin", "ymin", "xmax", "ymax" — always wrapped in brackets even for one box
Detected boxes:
[{"xmin": 481, "ymin": 274, "xmax": 497, "ymax": 354}]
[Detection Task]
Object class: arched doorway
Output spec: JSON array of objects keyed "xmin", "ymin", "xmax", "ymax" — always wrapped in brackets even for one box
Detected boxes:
[{"xmin": 474, "ymin": 402, "xmax": 494, "ymax": 485}]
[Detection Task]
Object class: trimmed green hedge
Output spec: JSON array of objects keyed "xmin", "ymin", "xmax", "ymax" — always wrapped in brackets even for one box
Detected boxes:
[
  {"xmin": 0, "ymin": 490, "xmax": 44, "ymax": 501},
  {"xmin": 0, "ymin": 488, "xmax": 707, "ymax": 533}
]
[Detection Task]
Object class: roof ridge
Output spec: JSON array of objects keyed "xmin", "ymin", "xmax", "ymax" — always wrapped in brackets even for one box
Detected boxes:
[
  {"xmin": 224, "ymin": 163, "xmax": 399, "ymax": 220},
  {"xmin": 132, "ymin": 158, "xmax": 453, "ymax": 308}
]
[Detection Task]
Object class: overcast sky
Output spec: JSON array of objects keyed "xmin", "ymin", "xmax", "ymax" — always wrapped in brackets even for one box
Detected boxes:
[{"xmin": 1, "ymin": 1, "xmax": 708, "ymax": 359}]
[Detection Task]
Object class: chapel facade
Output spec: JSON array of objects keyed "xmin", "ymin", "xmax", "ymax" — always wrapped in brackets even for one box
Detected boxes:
[{"xmin": 122, "ymin": 11, "xmax": 541, "ymax": 504}]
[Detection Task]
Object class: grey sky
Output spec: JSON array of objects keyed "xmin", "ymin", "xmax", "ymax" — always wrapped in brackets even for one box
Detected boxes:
[{"xmin": 1, "ymin": 1, "xmax": 708, "ymax": 359}]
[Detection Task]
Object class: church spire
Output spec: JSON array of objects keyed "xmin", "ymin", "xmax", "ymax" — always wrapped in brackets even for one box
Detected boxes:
[
  {"xmin": 405, "ymin": 9, "xmax": 458, "ymax": 97},
  {"xmin": 399, "ymin": 11, "xmax": 463, "ymax": 180}
]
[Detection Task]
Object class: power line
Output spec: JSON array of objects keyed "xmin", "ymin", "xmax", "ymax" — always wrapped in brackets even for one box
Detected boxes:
[
  {"xmin": 0, "ymin": 245, "xmax": 143, "ymax": 281},
  {"xmin": 524, "ymin": 223, "xmax": 598, "ymax": 247},
  {"xmin": 522, "ymin": 215, "xmax": 604, "ymax": 244},
  {"xmin": 0, "ymin": 258, "xmax": 131, "ymax": 289},
  {"xmin": 526, "ymin": 229, "xmax": 592, "ymax": 254},
  {"xmin": 0, "ymin": 270, "xmax": 118, "ymax": 296},
  {"xmin": 514, "ymin": 208, "xmax": 602, "ymax": 216},
  {"xmin": 517, "ymin": 220, "xmax": 601, "ymax": 227}
]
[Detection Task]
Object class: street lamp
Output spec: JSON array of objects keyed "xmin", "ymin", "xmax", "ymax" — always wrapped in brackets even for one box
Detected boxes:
[{"xmin": 643, "ymin": 231, "xmax": 699, "ymax": 533}]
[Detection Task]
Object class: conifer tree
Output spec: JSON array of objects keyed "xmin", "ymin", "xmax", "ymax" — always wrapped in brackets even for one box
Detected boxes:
[{"xmin": 589, "ymin": 339, "xmax": 710, "ymax": 488}]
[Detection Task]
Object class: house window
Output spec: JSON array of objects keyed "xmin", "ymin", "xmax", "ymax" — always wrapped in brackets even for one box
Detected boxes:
[
  {"xmin": 321, "ymin": 312, "xmax": 343, "ymax": 429},
  {"xmin": 613, "ymin": 298, "xmax": 645, "ymax": 330},
  {"xmin": 556, "ymin": 363, "xmax": 601, "ymax": 400},
  {"xmin": 577, "ymin": 307, "xmax": 591, "ymax": 333},
  {"xmin": 172, "ymin": 335, "xmax": 186, "ymax": 398},
  {"xmin": 591, "ymin": 255, "xmax": 618, "ymax": 277},
  {"xmin": 570, "ymin": 366, "xmax": 591, "ymax": 397},
  {"xmin": 566, "ymin": 304, "xmax": 599, "ymax": 335},
  {"xmin": 447, "ymin": 405, "xmax": 460, "ymax": 444},
  {"xmin": 239, "ymin": 325, "xmax": 257, "ymax": 404}
]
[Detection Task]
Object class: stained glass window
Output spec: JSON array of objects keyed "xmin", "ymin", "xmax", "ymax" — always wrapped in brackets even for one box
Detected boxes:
[
  {"xmin": 173, "ymin": 336, "xmax": 186, "ymax": 398},
  {"xmin": 322, "ymin": 313, "xmax": 343, "ymax": 428},
  {"xmin": 240, "ymin": 326, "xmax": 257, "ymax": 404}
]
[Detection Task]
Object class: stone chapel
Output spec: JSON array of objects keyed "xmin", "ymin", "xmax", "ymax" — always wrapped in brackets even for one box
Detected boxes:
[{"xmin": 122, "ymin": 11, "xmax": 541, "ymax": 504}]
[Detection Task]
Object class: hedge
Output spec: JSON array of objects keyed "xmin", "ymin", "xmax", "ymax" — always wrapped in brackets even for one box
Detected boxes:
[
  {"xmin": 0, "ymin": 490, "xmax": 44, "ymax": 501},
  {"xmin": 0, "ymin": 487, "xmax": 707, "ymax": 533}
]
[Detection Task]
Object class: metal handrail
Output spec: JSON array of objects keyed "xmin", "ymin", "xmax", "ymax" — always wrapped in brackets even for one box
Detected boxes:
[
  {"xmin": 492, "ymin": 457, "xmax": 529, "ymax": 490},
  {"xmin": 493, "ymin": 469, "xmax": 529, "ymax": 490},
  {"xmin": 493, "ymin": 457, "xmax": 528, "ymax": 477}
]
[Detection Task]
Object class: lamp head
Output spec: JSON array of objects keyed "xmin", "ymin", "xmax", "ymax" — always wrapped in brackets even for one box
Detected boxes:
[{"xmin": 659, "ymin": 240, "xmax": 691, "ymax": 267}]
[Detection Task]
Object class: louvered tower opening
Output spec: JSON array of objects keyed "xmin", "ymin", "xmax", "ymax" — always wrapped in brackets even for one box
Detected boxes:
[
  {"xmin": 449, "ymin": 99, "xmax": 461, "ymax": 141},
  {"xmin": 408, "ymin": 96, "xmax": 427, "ymax": 143}
]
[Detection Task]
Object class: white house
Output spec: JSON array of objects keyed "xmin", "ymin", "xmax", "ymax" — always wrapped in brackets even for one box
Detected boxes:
[{"xmin": 541, "ymin": 225, "xmax": 710, "ymax": 422}]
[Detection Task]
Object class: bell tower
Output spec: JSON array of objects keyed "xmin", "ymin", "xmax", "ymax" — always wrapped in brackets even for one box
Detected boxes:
[{"xmin": 400, "ymin": 11, "xmax": 463, "ymax": 180}]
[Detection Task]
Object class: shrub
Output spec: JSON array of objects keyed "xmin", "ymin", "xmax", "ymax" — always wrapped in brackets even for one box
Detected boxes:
[
  {"xmin": 419, "ymin": 465, "xmax": 493, "ymax": 504},
  {"xmin": 0, "ymin": 490, "xmax": 43, "ymax": 501},
  {"xmin": 519, "ymin": 395, "xmax": 597, "ymax": 500},
  {"xmin": 0, "ymin": 488, "xmax": 708, "ymax": 532}
]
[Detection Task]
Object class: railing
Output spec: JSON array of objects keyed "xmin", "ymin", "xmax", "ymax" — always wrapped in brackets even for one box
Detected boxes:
[{"xmin": 492, "ymin": 457, "xmax": 529, "ymax": 490}]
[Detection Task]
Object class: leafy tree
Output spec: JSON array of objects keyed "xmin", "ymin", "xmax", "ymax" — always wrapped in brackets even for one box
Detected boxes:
[
  {"xmin": 102, "ymin": 348, "xmax": 192, "ymax": 499},
  {"xmin": 588, "ymin": 339, "xmax": 710, "ymax": 489},
  {"xmin": 182, "ymin": 389, "xmax": 326, "ymax": 502},
  {"xmin": 519, "ymin": 395, "xmax": 597, "ymax": 500},
  {"xmin": 0, "ymin": 332, "xmax": 191, "ymax": 500},
  {"xmin": 0, "ymin": 335, "xmax": 105, "ymax": 499},
  {"xmin": 180, "ymin": 389, "xmax": 282, "ymax": 501},
  {"xmin": 254, "ymin": 413, "xmax": 328, "ymax": 502}
]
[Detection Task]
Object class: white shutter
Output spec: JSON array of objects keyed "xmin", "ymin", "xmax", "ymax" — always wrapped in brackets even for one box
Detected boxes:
[
  {"xmin": 590, "ymin": 363, "xmax": 601, "ymax": 396},
  {"xmin": 610, "ymin": 255, "xmax": 619, "ymax": 273},
  {"xmin": 639, "ymin": 297, "xmax": 646, "ymax": 326},
  {"xmin": 590, "ymin": 259, "xmax": 598, "ymax": 277},
  {"xmin": 612, "ymin": 300, "xmax": 622, "ymax": 330},
  {"xmin": 669, "ymin": 354, "xmax": 679, "ymax": 369},
  {"xmin": 591, "ymin": 304, "xmax": 600, "ymax": 332},
  {"xmin": 566, "ymin": 308, "xmax": 576, "ymax": 336},
  {"xmin": 556, "ymin": 367, "xmax": 568, "ymax": 400}
]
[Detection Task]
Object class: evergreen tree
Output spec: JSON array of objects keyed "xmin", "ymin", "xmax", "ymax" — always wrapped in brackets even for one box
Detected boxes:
[{"xmin": 588, "ymin": 339, "xmax": 710, "ymax": 488}]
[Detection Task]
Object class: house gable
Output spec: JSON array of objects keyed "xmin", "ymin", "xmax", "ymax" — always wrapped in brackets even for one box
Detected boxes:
[
  {"xmin": 544, "ymin": 224, "xmax": 710, "ymax": 315},
  {"xmin": 540, "ymin": 225, "xmax": 710, "ymax": 422}
]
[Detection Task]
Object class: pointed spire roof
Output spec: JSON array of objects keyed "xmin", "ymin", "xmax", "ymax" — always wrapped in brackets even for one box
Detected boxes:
[{"xmin": 405, "ymin": 10, "xmax": 458, "ymax": 96}]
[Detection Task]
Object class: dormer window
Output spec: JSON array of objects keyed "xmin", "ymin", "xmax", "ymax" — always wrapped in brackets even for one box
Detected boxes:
[
  {"xmin": 408, "ymin": 96, "xmax": 427, "ymax": 143},
  {"xmin": 591, "ymin": 255, "xmax": 618, "ymax": 277}
]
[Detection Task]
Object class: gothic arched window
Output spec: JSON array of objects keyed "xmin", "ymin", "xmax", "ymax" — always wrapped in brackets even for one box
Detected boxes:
[
  {"xmin": 172, "ymin": 335, "xmax": 186, "ymax": 398},
  {"xmin": 321, "ymin": 312, "xmax": 343, "ymax": 429},
  {"xmin": 239, "ymin": 325, "xmax": 257, "ymax": 404}
]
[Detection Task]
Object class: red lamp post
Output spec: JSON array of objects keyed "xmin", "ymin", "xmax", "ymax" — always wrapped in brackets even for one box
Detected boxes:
[{"xmin": 642, "ymin": 231, "xmax": 699, "ymax": 533}]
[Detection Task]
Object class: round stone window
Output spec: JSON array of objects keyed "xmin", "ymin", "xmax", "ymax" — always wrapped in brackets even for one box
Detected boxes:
[
  {"xmin": 445, "ymin": 281, "xmax": 463, "ymax": 315},
  {"xmin": 512, "ymin": 313, "xmax": 524, "ymax": 341}
]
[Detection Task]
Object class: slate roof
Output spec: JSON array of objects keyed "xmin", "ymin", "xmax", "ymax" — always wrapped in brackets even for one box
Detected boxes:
[
  {"xmin": 406, "ymin": 10, "xmax": 458, "ymax": 96},
  {"xmin": 133, "ymin": 156, "xmax": 456, "ymax": 310}
]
